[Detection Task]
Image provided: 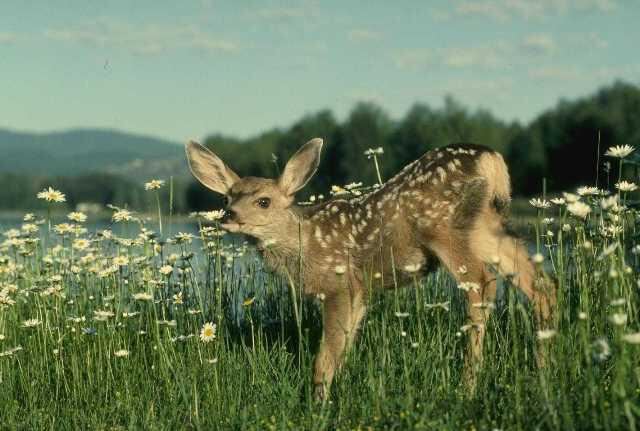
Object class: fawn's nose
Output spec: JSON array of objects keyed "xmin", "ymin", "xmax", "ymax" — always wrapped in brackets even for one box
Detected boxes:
[{"xmin": 221, "ymin": 209, "xmax": 236, "ymax": 224}]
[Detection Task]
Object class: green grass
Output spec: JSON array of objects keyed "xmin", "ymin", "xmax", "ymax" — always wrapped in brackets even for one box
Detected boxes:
[{"xmin": 1, "ymin": 186, "xmax": 640, "ymax": 430}]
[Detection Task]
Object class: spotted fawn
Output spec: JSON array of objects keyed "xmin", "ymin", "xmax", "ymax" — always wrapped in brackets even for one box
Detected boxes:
[{"xmin": 185, "ymin": 138, "xmax": 555, "ymax": 399}]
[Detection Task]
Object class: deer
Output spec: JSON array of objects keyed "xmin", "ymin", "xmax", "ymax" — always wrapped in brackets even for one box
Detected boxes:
[{"xmin": 185, "ymin": 137, "xmax": 555, "ymax": 399}]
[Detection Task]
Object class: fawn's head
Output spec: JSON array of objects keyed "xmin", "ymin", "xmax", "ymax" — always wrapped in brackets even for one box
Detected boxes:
[{"xmin": 185, "ymin": 138, "xmax": 323, "ymax": 240}]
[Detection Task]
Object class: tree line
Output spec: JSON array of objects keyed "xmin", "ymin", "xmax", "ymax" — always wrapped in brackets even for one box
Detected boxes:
[{"xmin": 1, "ymin": 81, "xmax": 639, "ymax": 214}]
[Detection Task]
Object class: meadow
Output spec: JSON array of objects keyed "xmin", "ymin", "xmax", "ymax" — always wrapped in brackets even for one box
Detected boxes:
[{"xmin": 1, "ymin": 146, "xmax": 640, "ymax": 430}]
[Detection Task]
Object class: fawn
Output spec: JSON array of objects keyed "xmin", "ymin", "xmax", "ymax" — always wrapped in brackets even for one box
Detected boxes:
[{"xmin": 185, "ymin": 138, "xmax": 555, "ymax": 399}]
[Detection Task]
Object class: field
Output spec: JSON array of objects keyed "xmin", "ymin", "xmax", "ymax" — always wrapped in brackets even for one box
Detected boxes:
[{"xmin": 2, "ymin": 149, "xmax": 640, "ymax": 430}]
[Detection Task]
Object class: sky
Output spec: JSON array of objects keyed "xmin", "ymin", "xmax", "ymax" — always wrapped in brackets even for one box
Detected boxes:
[{"xmin": 1, "ymin": 0, "xmax": 638, "ymax": 143}]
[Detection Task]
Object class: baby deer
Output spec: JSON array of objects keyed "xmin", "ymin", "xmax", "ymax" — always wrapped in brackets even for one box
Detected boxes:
[{"xmin": 185, "ymin": 138, "xmax": 555, "ymax": 399}]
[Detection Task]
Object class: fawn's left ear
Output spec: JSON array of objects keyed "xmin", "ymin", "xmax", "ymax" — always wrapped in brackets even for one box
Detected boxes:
[{"xmin": 279, "ymin": 138, "xmax": 323, "ymax": 196}]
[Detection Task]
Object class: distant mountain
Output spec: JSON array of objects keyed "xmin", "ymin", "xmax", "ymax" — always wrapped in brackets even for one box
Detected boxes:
[{"xmin": 0, "ymin": 128, "xmax": 188, "ymax": 180}]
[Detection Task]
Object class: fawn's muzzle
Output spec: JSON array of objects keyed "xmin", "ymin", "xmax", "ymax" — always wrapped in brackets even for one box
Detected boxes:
[{"xmin": 221, "ymin": 209, "xmax": 236, "ymax": 224}]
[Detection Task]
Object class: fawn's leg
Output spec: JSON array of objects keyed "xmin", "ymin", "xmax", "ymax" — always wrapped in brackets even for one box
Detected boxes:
[
  {"xmin": 313, "ymin": 285, "xmax": 366, "ymax": 400},
  {"xmin": 430, "ymin": 236, "xmax": 497, "ymax": 388}
]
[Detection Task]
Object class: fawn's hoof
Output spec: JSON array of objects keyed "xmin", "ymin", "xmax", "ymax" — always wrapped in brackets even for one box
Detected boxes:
[{"xmin": 313, "ymin": 383, "xmax": 328, "ymax": 402}]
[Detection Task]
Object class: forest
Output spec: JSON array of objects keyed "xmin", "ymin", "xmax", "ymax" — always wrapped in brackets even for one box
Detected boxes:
[{"xmin": 1, "ymin": 81, "xmax": 639, "ymax": 213}]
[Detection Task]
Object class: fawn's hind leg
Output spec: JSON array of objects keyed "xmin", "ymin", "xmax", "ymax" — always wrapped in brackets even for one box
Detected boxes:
[{"xmin": 313, "ymin": 280, "xmax": 366, "ymax": 400}]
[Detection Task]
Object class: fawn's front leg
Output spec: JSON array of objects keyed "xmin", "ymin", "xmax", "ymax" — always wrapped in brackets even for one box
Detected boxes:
[{"xmin": 313, "ymin": 285, "xmax": 366, "ymax": 400}]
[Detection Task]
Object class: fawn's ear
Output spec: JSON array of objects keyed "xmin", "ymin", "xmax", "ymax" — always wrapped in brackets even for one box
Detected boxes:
[
  {"xmin": 279, "ymin": 138, "xmax": 323, "ymax": 196},
  {"xmin": 185, "ymin": 140, "xmax": 240, "ymax": 195}
]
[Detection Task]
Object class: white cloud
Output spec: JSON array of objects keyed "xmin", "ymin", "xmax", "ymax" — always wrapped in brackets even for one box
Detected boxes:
[
  {"xmin": 442, "ymin": 43, "xmax": 510, "ymax": 69},
  {"xmin": 394, "ymin": 49, "xmax": 432, "ymax": 70},
  {"xmin": 529, "ymin": 65, "xmax": 580, "ymax": 80},
  {"xmin": 521, "ymin": 33, "xmax": 555, "ymax": 55},
  {"xmin": 0, "ymin": 32, "xmax": 18, "ymax": 44},
  {"xmin": 251, "ymin": 3, "xmax": 320, "ymax": 21},
  {"xmin": 44, "ymin": 20, "xmax": 238, "ymax": 55},
  {"xmin": 447, "ymin": 0, "xmax": 619, "ymax": 22},
  {"xmin": 347, "ymin": 29, "xmax": 382, "ymax": 43}
]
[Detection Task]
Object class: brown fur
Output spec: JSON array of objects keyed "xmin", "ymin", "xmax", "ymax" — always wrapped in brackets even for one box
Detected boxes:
[{"xmin": 185, "ymin": 138, "xmax": 556, "ymax": 398}]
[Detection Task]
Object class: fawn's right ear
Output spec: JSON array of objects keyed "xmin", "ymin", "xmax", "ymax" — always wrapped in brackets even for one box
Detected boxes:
[{"xmin": 185, "ymin": 140, "xmax": 240, "ymax": 195}]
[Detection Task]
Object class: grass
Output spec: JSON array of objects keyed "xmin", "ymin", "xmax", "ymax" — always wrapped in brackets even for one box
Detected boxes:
[{"xmin": 2, "ymin": 161, "xmax": 640, "ymax": 430}]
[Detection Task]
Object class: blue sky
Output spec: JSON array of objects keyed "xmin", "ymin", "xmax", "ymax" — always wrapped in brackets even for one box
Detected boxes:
[{"xmin": 1, "ymin": 0, "xmax": 638, "ymax": 142}]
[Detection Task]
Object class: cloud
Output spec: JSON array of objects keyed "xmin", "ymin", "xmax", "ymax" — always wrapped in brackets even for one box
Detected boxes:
[
  {"xmin": 529, "ymin": 65, "xmax": 580, "ymax": 80},
  {"xmin": 394, "ymin": 49, "xmax": 432, "ymax": 70},
  {"xmin": 44, "ymin": 20, "xmax": 238, "ymax": 55},
  {"xmin": 251, "ymin": 3, "xmax": 320, "ymax": 21},
  {"xmin": 446, "ymin": 0, "xmax": 619, "ymax": 22},
  {"xmin": 347, "ymin": 29, "xmax": 382, "ymax": 43},
  {"xmin": 521, "ymin": 33, "xmax": 555, "ymax": 55},
  {"xmin": 442, "ymin": 43, "xmax": 510, "ymax": 69},
  {"xmin": 0, "ymin": 32, "xmax": 19, "ymax": 45}
]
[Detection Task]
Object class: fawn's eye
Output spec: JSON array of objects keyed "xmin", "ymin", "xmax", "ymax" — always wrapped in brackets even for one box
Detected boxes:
[
  {"xmin": 256, "ymin": 197, "xmax": 271, "ymax": 209},
  {"xmin": 223, "ymin": 196, "xmax": 230, "ymax": 207}
]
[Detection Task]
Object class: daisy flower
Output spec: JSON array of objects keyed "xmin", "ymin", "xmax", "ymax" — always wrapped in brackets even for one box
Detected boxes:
[
  {"xmin": 200, "ymin": 322, "xmax": 217, "ymax": 343},
  {"xmin": 605, "ymin": 144, "xmax": 634, "ymax": 158},
  {"xmin": 37, "ymin": 187, "xmax": 66, "ymax": 203}
]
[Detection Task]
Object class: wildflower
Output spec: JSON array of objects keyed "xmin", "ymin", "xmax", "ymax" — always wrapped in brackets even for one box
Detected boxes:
[
  {"xmin": 207, "ymin": 358, "xmax": 218, "ymax": 364},
  {"xmin": 605, "ymin": 144, "xmax": 634, "ymax": 158},
  {"xmin": 541, "ymin": 217, "xmax": 554, "ymax": 225},
  {"xmin": 122, "ymin": 311, "xmax": 140, "ymax": 318},
  {"xmin": 159, "ymin": 265, "xmax": 173, "ymax": 276},
  {"xmin": 72, "ymin": 239, "xmax": 90, "ymax": 251},
  {"xmin": 578, "ymin": 311, "xmax": 587, "ymax": 320},
  {"xmin": 334, "ymin": 265, "xmax": 346, "ymax": 275},
  {"xmin": 199, "ymin": 210, "xmax": 225, "ymax": 221},
  {"xmin": 600, "ymin": 196, "xmax": 619, "ymax": 211},
  {"xmin": 562, "ymin": 192, "xmax": 580, "ymax": 203},
  {"xmin": 394, "ymin": 311, "xmax": 410, "ymax": 318},
  {"xmin": 363, "ymin": 147, "xmax": 384, "ymax": 158},
  {"xmin": 550, "ymin": 197, "xmax": 566, "ymax": 205},
  {"xmin": 67, "ymin": 212, "xmax": 87, "ymax": 223},
  {"xmin": 592, "ymin": 338, "xmax": 611, "ymax": 362},
  {"xmin": 112, "ymin": 209, "xmax": 133, "ymax": 223},
  {"xmin": 173, "ymin": 292, "xmax": 183, "ymax": 305},
  {"xmin": 529, "ymin": 198, "xmax": 550, "ymax": 209},
  {"xmin": 531, "ymin": 253, "xmax": 544, "ymax": 264},
  {"xmin": 537, "ymin": 329, "xmax": 557, "ymax": 340},
  {"xmin": 22, "ymin": 318, "xmax": 41, "ymax": 328},
  {"xmin": 23, "ymin": 213, "xmax": 35, "ymax": 221},
  {"xmin": 562, "ymin": 224, "xmax": 571, "ymax": 232},
  {"xmin": 21, "ymin": 223, "xmax": 39, "ymax": 234},
  {"xmin": 610, "ymin": 313, "xmax": 627, "ymax": 326},
  {"xmin": 132, "ymin": 292, "xmax": 153, "ymax": 301},
  {"xmin": 144, "ymin": 179, "xmax": 165, "ymax": 190},
  {"xmin": 243, "ymin": 297, "xmax": 255, "ymax": 306},
  {"xmin": 622, "ymin": 333, "xmax": 640, "ymax": 344},
  {"xmin": 615, "ymin": 181, "xmax": 638, "ymax": 192},
  {"xmin": 567, "ymin": 201, "xmax": 591, "ymax": 218},
  {"xmin": 200, "ymin": 322, "xmax": 217, "ymax": 343},
  {"xmin": 53, "ymin": 223, "xmax": 75, "ymax": 235},
  {"xmin": 0, "ymin": 346, "xmax": 23, "ymax": 357},
  {"xmin": 424, "ymin": 301, "xmax": 450, "ymax": 312},
  {"xmin": 403, "ymin": 263, "xmax": 421, "ymax": 273},
  {"xmin": 188, "ymin": 309, "xmax": 201, "ymax": 315},
  {"xmin": 113, "ymin": 255, "xmax": 129, "ymax": 267},
  {"xmin": 174, "ymin": 232, "xmax": 195, "ymax": 244},
  {"xmin": 93, "ymin": 310, "xmax": 115, "ymax": 321},
  {"xmin": 577, "ymin": 186, "xmax": 600, "ymax": 196},
  {"xmin": 114, "ymin": 349, "xmax": 130, "ymax": 358},
  {"xmin": 37, "ymin": 187, "xmax": 66, "ymax": 203}
]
